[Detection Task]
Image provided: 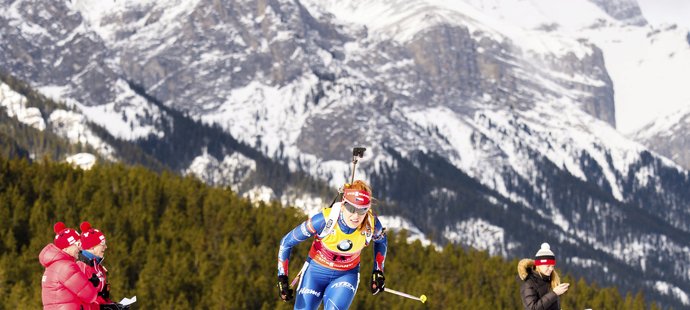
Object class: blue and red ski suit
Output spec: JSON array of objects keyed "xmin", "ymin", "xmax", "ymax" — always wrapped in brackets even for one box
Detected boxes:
[{"xmin": 278, "ymin": 202, "xmax": 387, "ymax": 309}]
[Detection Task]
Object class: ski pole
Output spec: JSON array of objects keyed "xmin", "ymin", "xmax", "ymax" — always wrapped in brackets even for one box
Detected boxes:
[
  {"xmin": 290, "ymin": 262, "xmax": 310, "ymax": 287},
  {"xmin": 384, "ymin": 287, "xmax": 427, "ymax": 303}
]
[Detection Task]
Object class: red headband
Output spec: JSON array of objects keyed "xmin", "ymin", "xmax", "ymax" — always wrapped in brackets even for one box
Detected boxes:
[
  {"xmin": 342, "ymin": 189, "xmax": 371, "ymax": 208},
  {"xmin": 534, "ymin": 258, "xmax": 556, "ymax": 266}
]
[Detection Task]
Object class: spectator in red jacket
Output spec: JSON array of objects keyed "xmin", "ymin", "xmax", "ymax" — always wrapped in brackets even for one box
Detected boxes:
[
  {"xmin": 39, "ymin": 222, "xmax": 99, "ymax": 309},
  {"xmin": 77, "ymin": 221, "xmax": 126, "ymax": 310}
]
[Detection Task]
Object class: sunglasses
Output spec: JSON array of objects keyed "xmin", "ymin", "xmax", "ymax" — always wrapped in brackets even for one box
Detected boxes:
[{"xmin": 343, "ymin": 201, "xmax": 370, "ymax": 215}]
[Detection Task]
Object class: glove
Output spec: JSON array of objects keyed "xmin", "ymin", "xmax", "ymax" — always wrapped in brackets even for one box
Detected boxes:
[
  {"xmin": 277, "ymin": 275, "xmax": 294, "ymax": 301},
  {"xmin": 371, "ymin": 270, "xmax": 385, "ymax": 295},
  {"xmin": 98, "ymin": 282, "xmax": 110, "ymax": 299},
  {"xmin": 88, "ymin": 273, "xmax": 100, "ymax": 287}
]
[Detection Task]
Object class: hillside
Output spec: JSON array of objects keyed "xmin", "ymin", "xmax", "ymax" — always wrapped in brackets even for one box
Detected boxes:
[
  {"xmin": 0, "ymin": 70, "xmax": 164, "ymax": 170},
  {"xmin": 0, "ymin": 71, "xmax": 333, "ymax": 214},
  {"xmin": 0, "ymin": 157, "xmax": 658, "ymax": 309}
]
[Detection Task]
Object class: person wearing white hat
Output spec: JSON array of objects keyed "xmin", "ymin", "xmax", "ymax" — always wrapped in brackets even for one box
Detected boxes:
[{"xmin": 517, "ymin": 243, "xmax": 569, "ymax": 310}]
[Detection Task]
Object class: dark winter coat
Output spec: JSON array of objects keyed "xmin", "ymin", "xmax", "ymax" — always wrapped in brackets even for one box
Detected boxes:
[
  {"xmin": 517, "ymin": 259, "xmax": 560, "ymax": 310},
  {"xmin": 39, "ymin": 243, "xmax": 98, "ymax": 309}
]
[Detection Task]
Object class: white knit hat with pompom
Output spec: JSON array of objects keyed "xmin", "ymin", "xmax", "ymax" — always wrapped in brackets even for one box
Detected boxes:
[{"xmin": 534, "ymin": 242, "xmax": 556, "ymax": 266}]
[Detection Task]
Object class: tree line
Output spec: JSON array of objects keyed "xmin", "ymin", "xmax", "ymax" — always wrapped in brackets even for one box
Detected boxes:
[{"xmin": 0, "ymin": 157, "xmax": 660, "ymax": 309}]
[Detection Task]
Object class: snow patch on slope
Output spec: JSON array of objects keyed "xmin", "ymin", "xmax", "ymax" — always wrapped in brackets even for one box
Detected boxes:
[
  {"xmin": 203, "ymin": 75, "xmax": 318, "ymax": 156},
  {"xmin": 634, "ymin": 105, "xmax": 690, "ymax": 141},
  {"xmin": 444, "ymin": 217, "xmax": 506, "ymax": 256},
  {"xmin": 185, "ymin": 151, "xmax": 257, "ymax": 189},
  {"xmin": 69, "ymin": 0, "xmax": 203, "ymax": 47},
  {"xmin": 48, "ymin": 110, "xmax": 116, "ymax": 160},
  {"xmin": 243, "ymin": 185, "xmax": 276, "ymax": 205},
  {"xmin": 653, "ymin": 281, "xmax": 690, "ymax": 305},
  {"xmin": 65, "ymin": 153, "xmax": 97, "ymax": 170},
  {"xmin": 39, "ymin": 79, "xmax": 164, "ymax": 141},
  {"xmin": 379, "ymin": 215, "xmax": 437, "ymax": 248},
  {"xmin": 568, "ymin": 257, "xmax": 607, "ymax": 270},
  {"xmin": 281, "ymin": 194, "xmax": 324, "ymax": 218},
  {"xmin": 0, "ymin": 82, "xmax": 47, "ymax": 130}
]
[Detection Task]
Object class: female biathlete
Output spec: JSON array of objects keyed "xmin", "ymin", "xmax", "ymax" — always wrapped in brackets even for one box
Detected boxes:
[{"xmin": 277, "ymin": 180, "xmax": 388, "ymax": 309}]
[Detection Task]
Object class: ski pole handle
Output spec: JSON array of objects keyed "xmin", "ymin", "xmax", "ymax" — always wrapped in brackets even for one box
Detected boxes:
[{"xmin": 384, "ymin": 287, "xmax": 427, "ymax": 303}]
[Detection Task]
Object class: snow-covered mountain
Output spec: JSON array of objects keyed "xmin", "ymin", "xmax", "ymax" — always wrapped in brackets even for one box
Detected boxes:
[
  {"xmin": 0, "ymin": 80, "xmax": 115, "ymax": 160},
  {"xmin": 1, "ymin": 0, "xmax": 165, "ymax": 141},
  {"xmin": 633, "ymin": 105, "xmax": 690, "ymax": 170},
  {"xmin": 2, "ymin": 0, "xmax": 690, "ymax": 307}
]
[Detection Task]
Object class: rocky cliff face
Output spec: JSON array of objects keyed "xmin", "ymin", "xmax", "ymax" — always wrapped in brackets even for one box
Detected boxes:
[
  {"xmin": 1, "ymin": 0, "xmax": 117, "ymax": 105},
  {"xmin": 1, "ymin": 0, "xmax": 166, "ymax": 140}
]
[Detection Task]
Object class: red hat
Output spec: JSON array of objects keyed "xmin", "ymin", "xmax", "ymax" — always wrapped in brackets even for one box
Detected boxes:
[
  {"xmin": 342, "ymin": 188, "xmax": 371, "ymax": 209},
  {"xmin": 80, "ymin": 221, "xmax": 106, "ymax": 250},
  {"xmin": 53, "ymin": 222, "xmax": 80, "ymax": 249}
]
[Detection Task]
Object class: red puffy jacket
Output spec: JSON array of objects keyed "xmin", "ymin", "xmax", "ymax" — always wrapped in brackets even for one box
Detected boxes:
[
  {"xmin": 39, "ymin": 244, "xmax": 98, "ymax": 310},
  {"xmin": 77, "ymin": 253, "xmax": 113, "ymax": 310}
]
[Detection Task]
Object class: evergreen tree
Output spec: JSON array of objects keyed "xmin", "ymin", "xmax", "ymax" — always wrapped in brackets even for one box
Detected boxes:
[{"xmin": 0, "ymin": 157, "xmax": 665, "ymax": 309}]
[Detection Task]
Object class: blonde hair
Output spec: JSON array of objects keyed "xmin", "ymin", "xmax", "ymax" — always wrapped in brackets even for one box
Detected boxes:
[
  {"xmin": 344, "ymin": 180, "xmax": 374, "ymax": 230},
  {"xmin": 535, "ymin": 266, "xmax": 561, "ymax": 289}
]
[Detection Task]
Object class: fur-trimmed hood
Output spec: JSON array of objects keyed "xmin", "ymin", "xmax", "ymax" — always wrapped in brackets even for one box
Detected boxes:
[
  {"xmin": 517, "ymin": 259, "xmax": 560, "ymax": 288},
  {"xmin": 517, "ymin": 259, "xmax": 535, "ymax": 281}
]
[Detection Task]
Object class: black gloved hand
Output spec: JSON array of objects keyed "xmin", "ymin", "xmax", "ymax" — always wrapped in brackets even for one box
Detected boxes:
[
  {"xmin": 371, "ymin": 270, "xmax": 385, "ymax": 295},
  {"xmin": 98, "ymin": 282, "xmax": 110, "ymax": 299},
  {"xmin": 277, "ymin": 275, "xmax": 294, "ymax": 301},
  {"xmin": 88, "ymin": 273, "xmax": 100, "ymax": 287}
]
